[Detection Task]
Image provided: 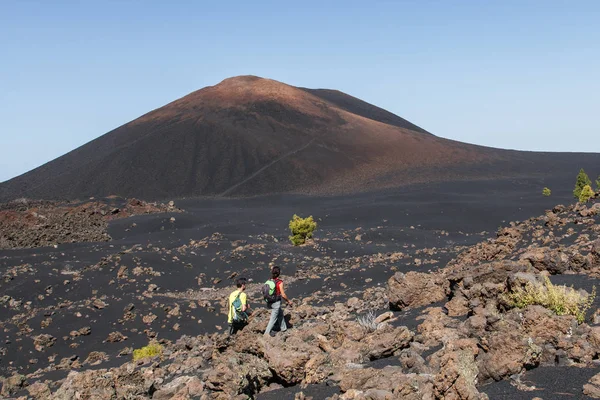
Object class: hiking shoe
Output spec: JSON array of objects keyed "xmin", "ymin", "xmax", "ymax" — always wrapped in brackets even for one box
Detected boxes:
[{"xmin": 269, "ymin": 331, "xmax": 277, "ymax": 337}]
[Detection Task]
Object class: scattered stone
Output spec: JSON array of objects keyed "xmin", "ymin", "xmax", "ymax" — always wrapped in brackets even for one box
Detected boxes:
[
  {"xmin": 374, "ymin": 311, "xmax": 394, "ymax": 324},
  {"xmin": 84, "ymin": 351, "xmax": 108, "ymax": 366},
  {"xmin": 143, "ymin": 313, "xmax": 157, "ymax": 324},
  {"xmin": 33, "ymin": 334, "xmax": 56, "ymax": 352},
  {"xmin": 70, "ymin": 326, "xmax": 92, "ymax": 338},
  {"xmin": 106, "ymin": 331, "xmax": 128, "ymax": 343},
  {"xmin": 346, "ymin": 297, "xmax": 361, "ymax": 309},
  {"xmin": 93, "ymin": 299, "xmax": 108, "ymax": 309},
  {"xmin": 117, "ymin": 266, "xmax": 128, "ymax": 279}
]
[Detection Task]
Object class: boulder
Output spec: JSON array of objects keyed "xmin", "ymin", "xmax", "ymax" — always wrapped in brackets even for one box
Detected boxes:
[
  {"xmin": 152, "ymin": 376, "xmax": 205, "ymax": 400},
  {"xmin": 417, "ymin": 307, "xmax": 461, "ymax": 347},
  {"xmin": 432, "ymin": 339, "xmax": 487, "ymax": 400},
  {"xmin": 27, "ymin": 382, "xmax": 51, "ymax": 399},
  {"xmin": 263, "ymin": 341, "xmax": 313, "ymax": 384},
  {"xmin": 338, "ymin": 366, "xmax": 434, "ymax": 399},
  {"xmin": 398, "ymin": 347, "xmax": 430, "ymax": 374},
  {"xmin": 362, "ymin": 325, "xmax": 413, "ymax": 360},
  {"xmin": 51, "ymin": 370, "xmax": 115, "ymax": 400},
  {"xmin": 51, "ymin": 364, "xmax": 150, "ymax": 400},
  {"xmin": 387, "ymin": 271, "xmax": 446, "ymax": 310},
  {"xmin": 476, "ymin": 330, "xmax": 535, "ymax": 382},
  {"xmin": 584, "ymin": 372, "xmax": 600, "ymax": 398},
  {"xmin": 587, "ymin": 239, "xmax": 600, "ymax": 269},
  {"xmin": 519, "ymin": 247, "xmax": 569, "ymax": 274},
  {"xmin": 204, "ymin": 352, "xmax": 272, "ymax": 397},
  {"xmin": 1, "ymin": 374, "xmax": 26, "ymax": 397}
]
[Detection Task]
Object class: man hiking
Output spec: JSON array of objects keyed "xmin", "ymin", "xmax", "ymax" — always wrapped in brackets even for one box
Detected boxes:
[
  {"xmin": 263, "ymin": 266, "xmax": 293, "ymax": 337},
  {"xmin": 228, "ymin": 277, "xmax": 250, "ymax": 334}
]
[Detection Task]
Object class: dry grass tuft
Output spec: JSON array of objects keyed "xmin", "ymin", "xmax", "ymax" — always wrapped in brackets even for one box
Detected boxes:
[{"xmin": 505, "ymin": 276, "xmax": 596, "ymax": 324}]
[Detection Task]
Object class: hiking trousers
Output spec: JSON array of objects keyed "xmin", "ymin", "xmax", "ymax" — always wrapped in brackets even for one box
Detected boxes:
[{"xmin": 264, "ymin": 300, "xmax": 286, "ymax": 335}]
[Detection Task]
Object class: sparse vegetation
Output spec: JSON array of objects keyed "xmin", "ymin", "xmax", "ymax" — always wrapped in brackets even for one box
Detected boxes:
[
  {"xmin": 579, "ymin": 184, "xmax": 595, "ymax": 203},
  {"xmin": 574, "ymin": 169, "xmax": 592, "ymax": 199},
  {"xmin": 132, "ymin": 341, "xmax": 163, "ymax": 361},
  {"xmin": 504, "ymin": 276, "xmax": 596, "ymax": 324},
  {"xmin": 596, "ymin": 176, "xmax": 600, "ymax": 192},
  {"xmin": 356, "ymin": 310, "xmax": 378, "ymax": 332},
  {"xmin": 289, "ymin": 214, "xmax": 317, "ymax": 246},
  {"xmin": 542, "ymin": 187, "xmax": 551, "ymax": 197}
]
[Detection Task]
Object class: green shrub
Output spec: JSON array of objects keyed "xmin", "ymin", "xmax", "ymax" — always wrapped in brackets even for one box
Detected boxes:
[
  {"xmin": 542, "ymin": 187, "xmax": 551, "ymax": 197},
  {"xmin": 574, "ymin": 169, "xmax": 592, "ymax": 199},
  {"xmin": 579, "ymin": 184, "xmax": 594, "ymax": 203},
  {"xmin": 132, "ymin": 342, "xmax": 163, "ymax": 361},
  {"xmin": 596, "ymin": 176, "xmax": 600, "ymax": 192},
  {"xmin": 289, "ymin": 214, "xmax": 317, "ymax": 246},
  {"xmin": 504, "ymin": 276, "xmax": 595, "ymax": 324},
  {"xmin": 289, "ymin": 235, "xmax": 305, "ymax": 246}
]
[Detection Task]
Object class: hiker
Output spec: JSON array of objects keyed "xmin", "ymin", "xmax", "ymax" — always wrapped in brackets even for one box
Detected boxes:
[
  {"xmin": 228, "ymin": 277, "xmax": 250, "ymax": 334},
  {"xmin": 263, "ymin": 266, "xmax": 293, "ymax": 337}
]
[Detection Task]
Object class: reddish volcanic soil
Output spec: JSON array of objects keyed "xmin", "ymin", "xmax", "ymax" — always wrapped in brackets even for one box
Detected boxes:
[{"xmin": 1, "ymin": 75, "xmax": 599, "ymax": 201}]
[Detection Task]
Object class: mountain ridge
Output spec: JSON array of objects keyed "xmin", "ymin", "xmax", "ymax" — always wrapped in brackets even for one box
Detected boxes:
[{"xmin": 1, "ymin": 75, "xmax": 599, "ymax": 201}]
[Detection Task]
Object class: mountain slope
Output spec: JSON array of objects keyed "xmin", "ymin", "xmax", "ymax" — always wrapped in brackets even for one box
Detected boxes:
[
  {"xmin": 299, "ymin": 88, "xmax": 430, "ymax": 134},
  {"xmin": 1, "ymin": 75, "xmax": 599, "ymax": 201}
]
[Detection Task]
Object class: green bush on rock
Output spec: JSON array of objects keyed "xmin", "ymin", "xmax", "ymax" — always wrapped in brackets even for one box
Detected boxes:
[
  {"xmin": 289, "ymin": 214, "xmax": 317, "ymax": 246},
  {"xmin": 542, "ymin": 187, "xmax": 551, "ymax": 196}
]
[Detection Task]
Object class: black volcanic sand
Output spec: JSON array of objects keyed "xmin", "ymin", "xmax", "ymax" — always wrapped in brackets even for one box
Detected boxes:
[
  {"xmin": 256, "ymin": 382, "xmax": 340, "ymax": 400},
  {"xmin": 482, "ymin": 367, "xmax": 599, "ymax": 399},
  {"xmin": 0, "ymin": 177, "xmax": 595, "ymax": 395}
]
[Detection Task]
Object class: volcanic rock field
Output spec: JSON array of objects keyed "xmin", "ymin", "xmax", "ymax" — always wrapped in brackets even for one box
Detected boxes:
[{"xmin": 1, "ymin": 177, "xmax": 600, "ymax": 399}]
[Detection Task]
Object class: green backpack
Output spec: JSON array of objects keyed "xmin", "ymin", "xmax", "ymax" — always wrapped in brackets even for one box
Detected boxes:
[
  {"xmin": 231, "ymin": 292, "xmax": 248, "ymax": 322},
  {"xmin": 262, "ymin": 279, "xmax": 279, "ymax": 303}
]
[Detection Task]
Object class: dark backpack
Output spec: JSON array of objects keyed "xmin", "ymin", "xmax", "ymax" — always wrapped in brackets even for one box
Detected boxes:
[{"xmin": 262, "ymin": 279, "xmax": 279, "ymax": 303}]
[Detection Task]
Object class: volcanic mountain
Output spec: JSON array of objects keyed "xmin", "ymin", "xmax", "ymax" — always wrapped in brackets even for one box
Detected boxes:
[{"xmin": 1, "ymin": 76, "xmax": 598, "ymax": 201}]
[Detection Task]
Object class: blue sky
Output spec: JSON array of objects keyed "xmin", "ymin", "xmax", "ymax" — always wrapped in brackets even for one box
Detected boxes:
[{"xmin": 1, "ymin": 0, "xmax": 599, "ymax": 182}]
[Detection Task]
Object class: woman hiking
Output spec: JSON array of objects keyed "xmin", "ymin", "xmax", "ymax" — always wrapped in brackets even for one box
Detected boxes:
[{"xmin": 263, "ymin": 266, "xmax": 292, "ymax": 337}]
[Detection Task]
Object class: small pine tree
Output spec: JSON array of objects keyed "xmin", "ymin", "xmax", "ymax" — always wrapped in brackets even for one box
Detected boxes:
[
  {"xmin": 579, "ymin": 184, "xmax": 594, "ymax": 203},
  {"xmin": 542, "ymin": 187, "xmax": 551, "ymax": 197},
  {"xmin": 289, "ymin": 214, "xmax": 317, "ymax": 246},
  {"xmin": 573, "ymin": 169, "xmax": 592, "ymax": 199}
]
